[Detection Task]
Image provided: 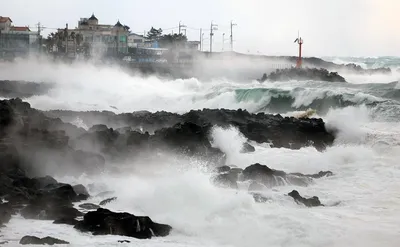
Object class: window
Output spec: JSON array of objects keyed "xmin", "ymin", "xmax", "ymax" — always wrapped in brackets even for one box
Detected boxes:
[{"xmin": 134, "ymin": 39, "xmax": 142, "ymax": 43}]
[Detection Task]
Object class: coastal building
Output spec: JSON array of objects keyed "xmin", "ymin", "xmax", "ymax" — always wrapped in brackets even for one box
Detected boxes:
[
  {"xmin": 0, "ymin": 16, "xmax": 40, "ymax": 57},
  {"xmin": 55, "ymin": 14, "xmax": 129, "ymax": 56},
  {"xmin": 127, "ymin": 33, "xmax": 148, "ymax": 48},
  {"xmin": 0, "ymin": 16, "xmax": 12, "ymax": 31}
]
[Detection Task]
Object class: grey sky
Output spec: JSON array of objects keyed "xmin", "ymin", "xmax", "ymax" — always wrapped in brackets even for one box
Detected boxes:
[{"xmin": 3, "ymin": 0, "xmax": 399, "ymax": 57}]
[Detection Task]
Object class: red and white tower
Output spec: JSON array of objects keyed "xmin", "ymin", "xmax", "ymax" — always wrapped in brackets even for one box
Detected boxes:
[{"xmin": 294, "ymin": 33, "xmax": 304, "ymax": 68}]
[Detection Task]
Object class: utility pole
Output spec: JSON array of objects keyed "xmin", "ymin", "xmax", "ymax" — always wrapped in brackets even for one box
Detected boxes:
[
  {"xmin": 201, "ymin": 33, "xmax": 205, "ymax": 51},
  {"xmin": 36, "ymin": 22, "xmax": 44, "ymax": 53},
  {"xmin": 179, "ymin": 21, "xmax": 186, "ymax": 35},
  {"xmin": 230, "ymin": 21, "xmax": 237, "ymax": 51},
  {"xmin": 199, "ymin": 28, "xmax": 202, "ymax": 51},
  {"xmin": 65, "ymin": 23, "xmax": 68, "ymax": 54},
  {"xmin": 222, "ymin": 33, "xmax": 225, "ymax": 51},
  {"xmin": 210, "ymin": 21, "xmax": 218, "ymax": 53}
]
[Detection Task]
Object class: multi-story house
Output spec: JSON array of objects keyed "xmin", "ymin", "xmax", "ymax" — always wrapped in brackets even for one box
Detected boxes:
[
  {"xmin": 57, "ymin": 14, "xmax": 129, "ymax": 56},
  {"xmin": 0, "ymin": 16, "xmax": 39, "ymax": 57}
]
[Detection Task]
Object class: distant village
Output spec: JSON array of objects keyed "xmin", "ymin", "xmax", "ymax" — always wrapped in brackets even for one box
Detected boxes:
[{"xmin": 0, "ymin": 14, "xmax": 204, "ymax": 66}]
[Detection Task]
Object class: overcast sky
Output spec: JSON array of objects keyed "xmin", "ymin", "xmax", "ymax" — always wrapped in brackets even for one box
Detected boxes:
[{"xmin": 3, "ymin": 0, "xmax": 399, "ymax": 57}]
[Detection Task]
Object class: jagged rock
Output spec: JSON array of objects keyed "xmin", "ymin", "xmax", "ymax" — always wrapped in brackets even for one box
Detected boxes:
[
  {"xmin": 151, "ymin": 122, "xmax": 222, "ymax": 157},
  {"xmin": 212, "ymin": 164, "xmax": 333, "ymax": 190},
  {"xmin": 242, "ymin": 163, "xmax": 308, "ymax": 187},
  {"xmin": 258, "ymin": 67, "xmax": 346, "ymax": 83},
  {"xmin": 79, "ymin": 203, "xmax": 100, "ymax": 210},
  {"xmin": 20, "ymin": 183, "xmax": 85, "ymax": 220},
  {"xmin": 19, "ymin": 236, "xmax": 69, "ymax": 245},
  {"xmin": 73, "ymin": 184, "xmax": 90, "ymax": 197},
  {"xmin": 34, "ymin": 176, "xmax": 58, "ymax": 189},
  {"xmin": 241, "ymin": 142, "xmax": 255, "ymax": 153},
  {"xmin": 74, "ymin": 208, "xmax": 172, "ymax": 239},
  {"xmin": 46, "ymin": 105, "xmax": 335, "ymax": 152},
  {"xmin": 288, "ymin": 190, "xmax": 323, "ymax": 207},
  {"xmin": 99, "ymin": 197, "xmax": 117, "ymax": 206}
]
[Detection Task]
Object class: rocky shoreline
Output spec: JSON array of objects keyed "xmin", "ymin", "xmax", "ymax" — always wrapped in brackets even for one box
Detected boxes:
[
  {"xmin": 0, "ymin": 97, "xmax": 336, "ymax": 243},
  {"xmin": 258, "ymin": 67, "xmax": 347, "ymax": 83}
]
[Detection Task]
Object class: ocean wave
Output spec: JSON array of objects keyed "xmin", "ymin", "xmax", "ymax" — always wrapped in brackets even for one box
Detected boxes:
[
  {"xmin": 234, "ymin": 87, "xmax": 387, "ymax": 114},
  {"xmin": 323, "ymin": 56, "xmax": 400, "ymax": 69}
]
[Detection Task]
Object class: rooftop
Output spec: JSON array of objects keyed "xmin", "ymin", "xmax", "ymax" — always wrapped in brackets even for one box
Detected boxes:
[
  {"xmin": 114, "ymin": 20, "xmax": 123, "ymax": 28},
  {"xmin": 88, "ymin": 13, "xmax": 98, "ymax": 21},
  {"xmin": 10, "ymin": 26, "xmax": 30, "ymax": 32},
  {"xmin": 0, "ymin": 16, "xmax": 12, "ymax": 23}
]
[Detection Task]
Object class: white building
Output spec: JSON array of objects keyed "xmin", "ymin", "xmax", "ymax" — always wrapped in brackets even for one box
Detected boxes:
[
  {"xmin": 0, "ymin": 16, "xmax": 39, "ymax": 53},
  {"xmin": 127, "ymin": 33, "xmax": 148, "ymax": 48},
  {"xmin": 0, "ymin": 16, "xmax": 12, "ymax": 31},
  {"xmin": 57, "ymin": 14, "xmax": 129, "ymax": 56}
]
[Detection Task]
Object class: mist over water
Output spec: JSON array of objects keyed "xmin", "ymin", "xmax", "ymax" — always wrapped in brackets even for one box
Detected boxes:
[{"xmin": 2, "ymin": 56, "xmax": 400, "ymax": 247}]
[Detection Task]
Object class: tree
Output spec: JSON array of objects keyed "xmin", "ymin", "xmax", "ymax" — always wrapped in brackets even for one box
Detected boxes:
[
  {"xmin": 75, "ymin": 33, "xmax": 83, "ymax": 47},
  {"xmin": 70, "ymin": 31, "xmax": 76, "ymax": 41},
  {"xmin": 158, "ymin": 33, "xmax": 188, "ymax": 48},
  {"xmin": 146, "ymin": 27, "xmax": 163, "ymax": 41}
]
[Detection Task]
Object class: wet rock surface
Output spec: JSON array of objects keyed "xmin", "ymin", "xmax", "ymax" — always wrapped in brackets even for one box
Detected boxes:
[
  {"xmin": 19, "ymin": 235, "xmax": 69, "ymax": 245},
  {"xmin": 212, "ymin": 163, "xmax": 333, "ymax": 189},
  {"xmin": 212, "ymin": 163, "xmax": 331, "ymax": 205},
  {"xmin": 79, "ymin": 203, "xmax": 100, "ymax": 210},
  {"xmin": 288, "ymin": 190, "xmax": 324, "ymax": 207},
  {"xmin": 99, "ymin": 197, "xmax": 117, "ymax": 206},
  {"xmin": 0, "ymin": 97, "xmax": 334, "ymax": 243},
  {"xmin": 258, "ymin": 68, "xmax": 346, "ymax": 83},
  {"xmin": 46, "ymin": 107, "xmax": 334, "ymax": 153},
  {"xmin": 74, "ymin": 208, "xmax": 172, "ymax": 239}
]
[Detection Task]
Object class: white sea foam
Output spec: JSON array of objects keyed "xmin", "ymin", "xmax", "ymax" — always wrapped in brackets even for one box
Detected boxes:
[{"xmin": 1, "ymin": 58, "xmax": 400, "ymax": 247}]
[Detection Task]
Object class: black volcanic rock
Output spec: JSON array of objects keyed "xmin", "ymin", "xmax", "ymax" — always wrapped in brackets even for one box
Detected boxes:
[
  {"xmin": 212, "ymin": 163, "xmax": 333, "ymax": 189},
  {"xmin": 288, "ymin": 190, "xmax": 323, "ymax": 207},
  {"xmin": 73, "ymin": 184, "xmax": 90, "ymax": 197},
  {"xmin": 74, "ymin": 208, "xmax": 172, "ymax": 239},
  {"xmin": 99, "ymin": 197, "xmax": 117, "ymax": 206},
  {"xmin": 19, "ymin": 236, "xmax": 69, "ymax": 245},
  {"xmin": 258, "ymin": 67, "xmax": 346, "ymax": 83},
  {"xmin": 241, "ymin": 142, "xmax": 255, "ymax": 153},
  {"xmin": 79, "ymin": 203, "xmax": 100, "ymax": 210},
  {"xmin": 45, "ymin": 107, "xmax": 335, "ymax": 152}
]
